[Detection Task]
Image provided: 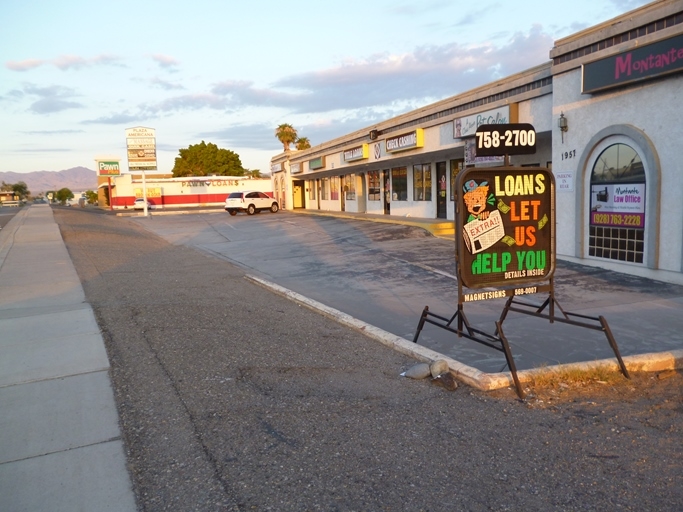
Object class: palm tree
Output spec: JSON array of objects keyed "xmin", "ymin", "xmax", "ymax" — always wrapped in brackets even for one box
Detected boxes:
[
  {"xmin": 295, "ymin": 137, "xmax": 311, "ymax": 150},
  {"xmin": 275, "ymin": 123, "xmax": 298, "ymax": 151}
]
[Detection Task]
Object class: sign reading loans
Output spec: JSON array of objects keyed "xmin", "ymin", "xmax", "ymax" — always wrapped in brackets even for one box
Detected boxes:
[
  {"xmin": 385, "ymin": 129, "xmax": 423, "ymax": 153},
  {"xmin": 456, "ymin": 167, "xmax": 555, "ymax": 289}
]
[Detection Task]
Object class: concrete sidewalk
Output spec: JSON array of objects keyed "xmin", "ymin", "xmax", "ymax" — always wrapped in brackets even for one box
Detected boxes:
[{"xmin": 0, "ymin": 205, "xmax": 136, "ymax": 511}]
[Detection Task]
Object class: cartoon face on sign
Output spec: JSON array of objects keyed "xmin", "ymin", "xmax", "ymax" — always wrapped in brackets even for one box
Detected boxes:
[{"xmin": 463, "ymin": 179, "xmax": 495, "ymax": 222}]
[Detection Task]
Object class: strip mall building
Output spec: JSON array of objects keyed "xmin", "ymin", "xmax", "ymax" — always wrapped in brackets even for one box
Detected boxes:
[{"xmin": 270, "ymin": 1, "xmax": 683, "ymax": 285}]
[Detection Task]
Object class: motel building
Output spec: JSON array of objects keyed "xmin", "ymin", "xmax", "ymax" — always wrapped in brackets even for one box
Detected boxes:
[{"xmin": 270, "ymin": 1, "xmax": 683, "ymax": 285}]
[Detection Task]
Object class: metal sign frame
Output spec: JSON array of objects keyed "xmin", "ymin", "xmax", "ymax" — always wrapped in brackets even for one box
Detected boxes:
[{"xmin": 413, "ymin": 163, "xmax": 629, "ymax": 399}]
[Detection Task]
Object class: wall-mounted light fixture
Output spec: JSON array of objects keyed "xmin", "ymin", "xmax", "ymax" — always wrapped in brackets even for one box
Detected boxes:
[
  {"xmin": 558, "ymin": 112, "xmax": 568, "ymax": 143},
  {"xmin": 369, "ymin": 129, "xmax": 380, "ymax": 140}
]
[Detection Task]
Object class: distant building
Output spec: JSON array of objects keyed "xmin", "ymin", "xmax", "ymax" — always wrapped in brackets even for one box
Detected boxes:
[{"xmin": 103, "ymin": 173, "xmax": 273, "ymax": 210}]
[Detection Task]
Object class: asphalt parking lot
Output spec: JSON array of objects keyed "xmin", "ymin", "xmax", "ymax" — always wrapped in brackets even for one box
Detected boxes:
[
  {"xmin": 129, "ymin": 209, "xmax": 683, "ymax": 376},
  {"xmin": 54, "ymin": 207, "xmax": 683, "ymax": 511}
]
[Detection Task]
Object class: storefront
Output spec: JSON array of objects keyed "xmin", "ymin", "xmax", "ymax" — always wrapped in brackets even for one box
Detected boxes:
[
  {"xmin": 107, "ymin": 173, "xmax": 273, "ymax": 209},
  {"xmin": 273, "ymin": 65, "xmax": 553, "ymax": 222},
  {"xmin": 550, "ymin": 1, "xmax": 683, "ymax": 283},
  {"xmin": 271, "ymin": 2, "xmax": 683, "ymax": 284}
]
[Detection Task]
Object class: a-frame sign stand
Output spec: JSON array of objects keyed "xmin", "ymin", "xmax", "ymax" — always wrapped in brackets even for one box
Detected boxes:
[{"xmin": 413, "ymin": 124, "xmax": 629, "ymax": 400}]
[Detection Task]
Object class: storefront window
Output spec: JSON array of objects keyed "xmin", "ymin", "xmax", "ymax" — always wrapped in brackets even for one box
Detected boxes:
[
  {"xmin": 413, "ymin": 164, "xmax": 431, "ymax": 201},
  {"xmin": 344, "ymin": 174, "xmax": 356, "ymax": 200},
  {"xmin": 450, "ymin": 159, "xmax": 463, "ymax": 201},
  {"xmin": 321, "ymin": 177, "xmax": 329, "ymax": 200},
  {"xmin": 331, "ymin": 176, "xmax": 340, "ymax": 200},
  {"xmin": 368, "ymin": 171, "xmax": 380, "ymax": 201},
  {"xmin": 308, "ymin": 180, "xmax": 316, "ymax": 200},
  {"xmin": 391, "ymin": 167, "xmax": 407, "ymax": 201},
  {"xmin": 589, "ymin": 143, "xmax": 645, "ymax": 264}
]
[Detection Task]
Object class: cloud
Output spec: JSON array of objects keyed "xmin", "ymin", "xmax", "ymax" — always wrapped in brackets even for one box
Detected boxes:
[
  {"xmin": 81, "ymin": 113, "xmax": 144, "ymax": 125},
  {"xmin": 268, "ymin": 25, "xmax": 552, "ymax": 114},
  {"xmin": 608, "ymin": 0, "xmax": 650, "ymax": 11},
  {"xmin": 151, "ymin": 54, "xmax": 179, "ymax": 69},
  {"xmin": 150, "ymin": 77, "xmax": 185, "ymax": 90},
  {"xmin": 143, "ymin": 93, "xmax": 229, "ymax": 113},
  {"xmin": 22, "ymin": 129, "xmax": 85, "ymax": 135},
  {"xmin": 197, "ymin": 110, "xmax": 395, "ymax": 151},
  {"xmin": 131, "ymin": 25, "xmax": 552, "ymax": 122},
  {"xmin": 6, "ymin": 59, "xmax": 46, "ymax": 71},
  {"xmin": 21, "ymin": 84, "xmax": 83, "ymax": 114},
  {"xmin": 6, "ymin": 54, "xmax": 123, "ymax": 72}
]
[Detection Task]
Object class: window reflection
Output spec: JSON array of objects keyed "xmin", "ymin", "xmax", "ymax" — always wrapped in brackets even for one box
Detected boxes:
[{"xmin": 591, "ymin": 143, "xmax": 644, "ymax": 183}]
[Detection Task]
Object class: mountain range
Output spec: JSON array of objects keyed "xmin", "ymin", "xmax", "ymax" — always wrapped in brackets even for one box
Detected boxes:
[{"xmin": 0, "ymin": 167, "xmax": 98, "ymax": 195}]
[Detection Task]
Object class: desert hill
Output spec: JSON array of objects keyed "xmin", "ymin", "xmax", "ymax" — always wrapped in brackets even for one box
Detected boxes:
[{"xmin": 0, "ymin": 167, "xmax": 98, "ymax": 195}]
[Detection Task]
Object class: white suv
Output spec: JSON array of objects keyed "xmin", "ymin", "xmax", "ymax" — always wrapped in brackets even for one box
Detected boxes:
[{"xmin": 225, "ymin": 191, "xmax": 279, "ymax": 216}]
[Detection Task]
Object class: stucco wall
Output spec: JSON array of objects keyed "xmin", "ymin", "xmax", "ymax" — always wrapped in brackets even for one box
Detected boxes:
[{"xmin": 552, "ymin": 68, "xmax": 683, "ymax": 273}]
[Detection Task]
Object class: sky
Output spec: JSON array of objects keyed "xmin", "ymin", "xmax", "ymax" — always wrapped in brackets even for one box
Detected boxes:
[{"xmin": 0, "ymin": 0, "xmax": 654, "ymax": 175}]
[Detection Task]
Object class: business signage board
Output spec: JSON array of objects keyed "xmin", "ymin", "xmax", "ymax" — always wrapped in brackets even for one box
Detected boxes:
[
  {"xmin": 474, "ymin": 124, "xmax": 536, "ymax": 156},
  {"xmin": 97, "ymin": 160, "xmax": 121, "ymax": 176},
  {"xmin": 456, "ymin": 166, "xmax": 555, "ymax": 290},
  {"xmin": 309, "ymin": 156, "xmax": 326, "ymax": 170},
  {"xmin": 454, "ymin": 105, "xmax": 513, "ymax": 139},
  {"xmin": 385, "ymin": 129, "xmax": 424, "ymax": 153},
  {"xmin": 126, "ymin": 126, "xmax": 157, "ymax": 171},
  {"xmin": 582, "ymin": 33, "xmax": 683, "ymax": 94},
  {"xmin": 590, "ymin": 183, "xmax": 645, "ymax": 228},
  {"xmin": 343, "ymin": 144, "xmax": 369, "ymax": 162}
]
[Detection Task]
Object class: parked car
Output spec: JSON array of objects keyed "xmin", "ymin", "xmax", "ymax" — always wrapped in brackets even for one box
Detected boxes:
[
  {"xmin": 133, "ymin": 198, "xmax": 153, "ymax": 210},
  {"xmin": 225, "ymin": 191, "xmax": 279, "ymax": 216}
]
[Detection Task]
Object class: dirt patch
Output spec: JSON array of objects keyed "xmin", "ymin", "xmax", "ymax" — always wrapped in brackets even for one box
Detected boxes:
[{"xmin": 491, "ymin": 369, "xmax": 683, "ymax": 410}]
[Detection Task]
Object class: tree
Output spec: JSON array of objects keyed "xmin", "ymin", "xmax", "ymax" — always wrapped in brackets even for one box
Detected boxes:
[
  {"xmin": 245, "ymin": 169, "xmax": 262, "ymax": 178},
  {"xmin": 12, "ymin": 181, "xmax": 30, "ymax": 200},
  {"xmin": 172, "ymin": 141, "xmax": 246, "ymax": 177},
  {"xmin": 1, "ymin": 181, "xmax": 13, "ymax": 192},
  {"xmin": 55, "ymin": 188, "xmax": 74, "ymax": 205},
  {"xmin": 295, "ymin": 137, "xmax": 311, "ymax": 150},
  {"xmin": 84, "ymin": 190, "xmax": 99, "ymax": 204},
  {"xmin": 275, "ymin": 123, "xmax": 298, "ymax": 151}
]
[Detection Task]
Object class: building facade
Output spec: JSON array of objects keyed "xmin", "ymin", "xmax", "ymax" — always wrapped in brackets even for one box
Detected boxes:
[
  {"xmin": 271, "ymin": 0, "xmax": 683, "ymax": 284},
  {"xmin": 103, "ymin": 173, "xmax": 273, "ymax": 210}
]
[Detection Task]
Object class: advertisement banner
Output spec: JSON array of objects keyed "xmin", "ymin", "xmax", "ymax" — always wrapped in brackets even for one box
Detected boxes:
[
  {"xmin": 456, "ymin": 167, "xmax": 555, "ymax": 289},
  {"xmin": 590, "ymin": 183, "xmax": 645, "ymax": 228}
]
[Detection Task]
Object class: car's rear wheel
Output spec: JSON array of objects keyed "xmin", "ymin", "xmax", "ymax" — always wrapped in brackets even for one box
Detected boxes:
[
  {"xmin": 228, "ymin": 210, "xmax": 237, "ymax": 216},
  {"xmin": 270, "ymin": 203, "xmax": 279, "ymax": 213},
  {"xmin": 247, "ymin": 204, "xmax": 256, "ymax": 215}
]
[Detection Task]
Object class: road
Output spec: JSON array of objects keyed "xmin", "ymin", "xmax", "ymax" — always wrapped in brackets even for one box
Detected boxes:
[
  {"xmin": 54, "ymin": 207, "xmax": 683, "ymax": 511},
  {"xmin": 129, "ymin": 210, "xmax": 683, "ymax": 374},
  {"xmin": 0, "ymin": 205, "xmax": 22, "ymax": 229}
]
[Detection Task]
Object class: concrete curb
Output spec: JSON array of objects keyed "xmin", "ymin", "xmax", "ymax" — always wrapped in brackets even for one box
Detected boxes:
[
  {"xmin": 245, "ymin": 275, "xmax": 683, "ymax": 392},
  {"xmin": 289, "ymin": 209, "xmax": 454, "ymax": 237}
]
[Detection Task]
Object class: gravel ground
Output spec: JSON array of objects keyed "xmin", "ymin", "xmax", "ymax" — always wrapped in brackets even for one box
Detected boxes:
[{"xmin": 55, "ymin": 208, "xmax": 682, "ymax": 512}]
